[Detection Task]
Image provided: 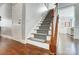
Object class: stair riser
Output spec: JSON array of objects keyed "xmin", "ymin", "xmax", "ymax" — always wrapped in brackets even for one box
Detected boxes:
[
  {"xmin": 44, "ymin": 18, "xmax": 52, "ymax": 21},
  {"xmin": 42, "ymin": 22, "xmax": 51, "ymax": 24},
  {"xmin": 43, "ymin": 20, "xmax": 51, "ymax": 22},
  {"xmin": 42, "ymin": 21, "xmax": 52, "ymax": 23},
  {"xmin": 44, "ymin": 17, "xmax": 50, "ymax": 20},
  {"xmin": 45, "ymin": 14, "xmax": 51, "ymax": 17},
  {"xmin": 39, "ymin": 26, "xmax": 49, "ymax": 29},
  {"xmin": 37, "ymin": 30, "xmax": 48, "ymax": 34},
  {"xmin": 41, "ymin": 24, "xmax": 50, "ymax": 26},
  {"xmin": 41, "ymin": 22, "xmax": 50, "ymax": 25},
  {"xmin": 41, "ymin": 23, "xmax": 50, "ymax": 26},
  {"xmin": 34, "ymin": 34, "xmax": 47, "ymax": 39}
]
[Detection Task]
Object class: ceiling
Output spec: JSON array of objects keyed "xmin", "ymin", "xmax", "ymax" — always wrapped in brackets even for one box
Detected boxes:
[{"xmin": 58, "ymin": 3, "xmax": 76, "ymax": 8}]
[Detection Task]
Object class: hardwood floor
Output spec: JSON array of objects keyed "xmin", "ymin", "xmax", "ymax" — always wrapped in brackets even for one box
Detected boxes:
[
  {"xmin": 57, "ymin": 33, "xmax": 76, "ymax": 55},
  {"xmin": 0, "ymin": 36, "xmax": 49, "ymax": 55}
]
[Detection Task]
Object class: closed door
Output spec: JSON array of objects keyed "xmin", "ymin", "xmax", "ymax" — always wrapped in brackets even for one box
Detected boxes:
[{"xmin": 12, "ymin": 4, "xmax": 23, "ymax": 41}]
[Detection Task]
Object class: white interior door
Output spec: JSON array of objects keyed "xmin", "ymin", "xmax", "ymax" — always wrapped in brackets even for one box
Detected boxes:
[{"xmin": 12, "ymin": 4, "xmax": 23, "ymax": 42}]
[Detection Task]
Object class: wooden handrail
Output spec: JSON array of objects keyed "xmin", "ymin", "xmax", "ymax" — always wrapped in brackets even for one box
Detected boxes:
[{"xmin": 49, "ymin": 9, "xmax": 59, "ymax": 55}]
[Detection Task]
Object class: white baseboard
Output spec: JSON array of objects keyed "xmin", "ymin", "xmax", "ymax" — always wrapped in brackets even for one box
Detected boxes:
[
  {"xmin": 1, "ymin": 34, "xmax": 25, "ymax": 44},
  {"xmin": 27, "ymin": 39, "xmax": 49, "ymax": 49}
]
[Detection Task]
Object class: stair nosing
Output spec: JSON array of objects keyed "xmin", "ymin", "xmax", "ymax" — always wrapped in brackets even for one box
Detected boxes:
[
  {"xmin": 37, "ymin": 25, "xmax": 51, "ymax": 26},
  {"xmin": 32, "ymin": 33, "xmax": 51, "ymax": 36},
  {"xmin": 28, "ymin": 37, "xmax": 46, "ymax": 40},
  {"xmin": 33, "ymin": 29, "xmax": 51, "ymax": 31},
  {"xmin": 38, "ymin": 23, "xmax": 50, "ymax": 24},
  {"xmin": 28, "ymin": 37, "xmax": 46, "ymax": 42},
  {"xmin": 40, "ymin": 21, "xmax": 52, "ymax": 22}
]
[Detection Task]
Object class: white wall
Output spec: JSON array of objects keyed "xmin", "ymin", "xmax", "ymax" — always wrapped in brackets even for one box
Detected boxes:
[
  {"xmin": 74, "ymin": 4, "xmax": 79, "ymax": 39},
  {"xmin": 58, "ymin": 6, "xmax": 75, "ymax": 34},
  {"xmin": 75, "ymin": 4, "xmax": 79, "ymax": 26},
  {"xmin": 0, "ymin": 3, "xmax": 25, "ymax": 44},
  {"xmin": 0, "ymin": 3, "xmax": 12, "ymax": 36},
  {"xmin": 25, "ymin": 3, "xmax": 48, "ymax": 38}
]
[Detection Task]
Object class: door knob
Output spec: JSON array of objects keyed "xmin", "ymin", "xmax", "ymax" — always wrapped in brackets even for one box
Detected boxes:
[{"xmin": 18, "ymin": 19, "xmax": 21, "ymax": 24}]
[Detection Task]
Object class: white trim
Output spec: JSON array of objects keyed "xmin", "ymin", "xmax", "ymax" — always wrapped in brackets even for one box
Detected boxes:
[
  {"xmin": 27, "ymin": 39, "xmax": 49, "ymax": 50},
  {"xmin": 1, "ymin": 34, "xmax": 25, "ymax": 44}
]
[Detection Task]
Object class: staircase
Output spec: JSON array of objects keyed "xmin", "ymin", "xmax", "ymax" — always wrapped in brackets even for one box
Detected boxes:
[
  {"xmin": 28, "ymin": 10, "xmax": 53, "ymax": 43},
  {"xmin": 27, "ymin": 4, "xmax": 58, "ymax": 54}
]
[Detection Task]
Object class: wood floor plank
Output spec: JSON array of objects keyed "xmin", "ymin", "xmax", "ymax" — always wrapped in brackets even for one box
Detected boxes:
[{"xmin": 0, "ymin": 36, "xmax": 49, "ymax": 55}]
